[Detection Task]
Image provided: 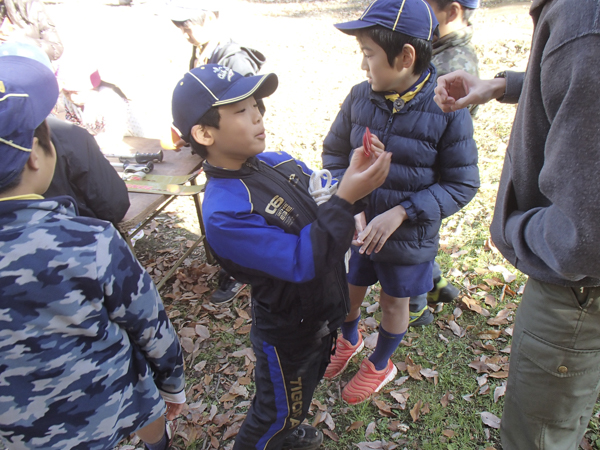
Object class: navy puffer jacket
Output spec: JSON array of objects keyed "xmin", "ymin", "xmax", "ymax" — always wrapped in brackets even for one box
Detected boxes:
[{"xmin": 322, "ymin": 65, "xmax": 479, "ymax": 265}]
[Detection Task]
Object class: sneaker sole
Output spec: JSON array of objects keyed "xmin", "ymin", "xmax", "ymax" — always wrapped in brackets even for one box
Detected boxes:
[
  {"xmin": 374, "ymin": 363, "xmax": 397, "ymax": 394},
  {"xmin": 324, "ymin": 340, "xmax": 364, "ymax": 380}
]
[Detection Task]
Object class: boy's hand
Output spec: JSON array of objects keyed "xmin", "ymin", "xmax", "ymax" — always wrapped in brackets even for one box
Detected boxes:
[
  {"xmin": 434, "ymin": 70, "xmax": 507, "ymax": 113},
  {"xmin": 165, "ymin": 401, "xmax": 185, "ymax": 421},
  {"xmin": 352, "ymin": 212, "xmax": 367, "ymax": 246},
  {"xmin": 355, "ymin": 205, "xmax": 407, "ymax": 255},
  {"xmin": 336, "ymin": 144, "xmax": 391, "ymax": 204}
]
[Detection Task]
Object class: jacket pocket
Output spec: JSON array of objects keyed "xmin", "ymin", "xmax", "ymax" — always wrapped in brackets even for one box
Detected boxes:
[{"xmin": 511, "ymin": 330, "xmax": 600, "ymax": 422}]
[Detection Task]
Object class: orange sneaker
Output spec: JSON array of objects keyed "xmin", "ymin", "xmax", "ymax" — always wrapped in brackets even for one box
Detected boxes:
[
  {"xmin": 342, "ymin": 358, "xmax": 397, "ymax": 405},
  {"xmin": 323, "ymin": 334, "xmax": 364, "ymax": 379}
]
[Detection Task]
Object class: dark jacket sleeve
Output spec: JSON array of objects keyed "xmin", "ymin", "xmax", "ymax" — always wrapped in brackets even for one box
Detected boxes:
[
  {"xmin": 322, "ymin": 91, "xmax": 354, "ymax": 180},
  {"xmin": 502, "ymin": 35, "xmax": 600, "ymax": 281},
  {"xmin": 499, "ymin": 71, "xmax": 525, "ymax": 104},
  {"xmin": 206, "ymin": 194, "xmax": 355, "ymax": 284},
  {"xmin": 400, "ymin": 109, "xmax": 480, "ymax": 223},
  {"xmin": 46, "ymin": 118, "xmax": 130, "ymax": 226}
]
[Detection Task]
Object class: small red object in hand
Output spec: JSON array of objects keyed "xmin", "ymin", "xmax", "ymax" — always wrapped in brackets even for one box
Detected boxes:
[{"xmin": 362, "ymin": 127, "xmax": 372, "ymax": 157}]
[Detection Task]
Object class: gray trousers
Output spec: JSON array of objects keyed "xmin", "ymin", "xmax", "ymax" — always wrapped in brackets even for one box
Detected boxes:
[{"xmin": 501, "ymin": 278, "xmax": 600, "ymax": 450}]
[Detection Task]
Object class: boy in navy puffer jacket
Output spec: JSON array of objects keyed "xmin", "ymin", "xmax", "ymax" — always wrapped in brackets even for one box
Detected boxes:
[{"xmin": 322, "ymin": 0, "xmax": 479, "ymax": 404}]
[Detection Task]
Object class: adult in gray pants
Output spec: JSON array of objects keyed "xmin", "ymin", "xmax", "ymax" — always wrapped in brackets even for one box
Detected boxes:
[{"xmin": 434, "ymin": 0, "xmax": 600, "ymax": 448}]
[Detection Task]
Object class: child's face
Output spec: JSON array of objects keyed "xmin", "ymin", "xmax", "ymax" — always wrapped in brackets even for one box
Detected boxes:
[
  {"xmin": 357, "ymin": 34, "xmax": 407, "ymax": 93},
  {"xmin": 209, "ymin": 96, "xmax": 266, "ymax": 161}
]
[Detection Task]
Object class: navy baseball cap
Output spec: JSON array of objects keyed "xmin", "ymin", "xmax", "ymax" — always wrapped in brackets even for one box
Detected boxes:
[
  {"xmin": 456, "ymin": 0, "xmax": 479, "ymax": 8},
  {"xmin": 172, "ymin": 64, "xmax": 278, "ymax": 141},
  {"xmin": 335, "ymin": 0, "xmax": 439, "ymax": 42},
  {"xmin": 0, "ymin": 55, "xmax": 59, "ymax": 190}
]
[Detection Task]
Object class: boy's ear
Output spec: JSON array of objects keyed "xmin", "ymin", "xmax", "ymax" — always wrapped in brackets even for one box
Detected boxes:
[
  {"xmin": 191, "ymin": 124, "xmax": 215, "ymax": 147},
  {"xmin": 26, "ymin": 138, "xmax": 41, "ymax": 170},
  {"xmin": 445, "ymin": 2, "xmax": 462, "ymax": 24},
  {"xmin": 395, "ymin": 44, "xmax": 416, "ymax": 71}
]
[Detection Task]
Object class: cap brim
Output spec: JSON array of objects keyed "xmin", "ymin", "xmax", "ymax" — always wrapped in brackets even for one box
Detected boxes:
[
  {"xmin": 334, "ymin": 20, "xmax": 375, "ymax": 34},
  {"xmin": 214, "ymin": 73, "xmax": 278, "ymax": 107}
]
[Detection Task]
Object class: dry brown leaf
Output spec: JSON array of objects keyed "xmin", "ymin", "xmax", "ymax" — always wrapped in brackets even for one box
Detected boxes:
[
  {"xmin": 235, "ymin": 307, "xmax": 250, "ymax": 320},
  {"xmin": 477, "ymin": 329, "xmax": 502, "ymax": 340},
  {"xmin": 410, "ymin": 399, "xmax": 422, "ymax": 422},
  {"xmin": 346, "ymin": 420, "xmax": 364, "ymax": 432},
  {"xmin": 483, "ymin": 294, "xmax": 498, "ymax": 308},
  {"xmin": 195, "ymin": 325, "xmax": 210, "ymax": 340},
  {"xmin": 236, "ymin": 324, "xmax": 252, "ymax": 335},
  {"xmin": 373, "ymin": 399, "xmax": 394, "ymax": 417},
  {"xmin": 178, "ymin": 327, "xmax": 196, "ymax": 338},
  {"xmin": 447, "ymin": 320, "xmax": 465, "ymax": 337},
  {"xmin": 488, "ymin": 371, "xmax": 509, "ymax": 379},
  {"xmin": 366, "ymin": 303, "xmax": 380, "ymax": 314},
  {"xmin": 193, "ymin": 360, "xmax": 207, "ymax": 372},
  {"xmin": 324, "ymin": 412, "xmax": 336, "ymax": 431},
  {"xmin": 179, "ymin": 337, "xmax": 195, "ymax": 353},
  {"xmin": 494, "ymin": 383, "xmax": 506, "ymax": 403},
  {"xmin": 469, "ymin": 359, "xmax": 490, "ymax": 373},
  {"xmin": 480, "ymin": 411, "xmax": 501, "ymax": 429},
  {"xmin": 442, "ymin": 429, "xmax": 455, "ymax": 438},
  {"xmin": 223, "ymin": 422, "xmax": 241, "ymax": 441},
  {"xmin": 365, "ymin": 421, "xmax": 376, "ymax": 438},
  {"xmin": 210, "ymin": 435, "xmax": 219, "ymax": 448},
  {"xmin": 580, "ymin": 437, "xmax": 593, "ymax": 450},
  {"xmin": 407, "ymin": 362, "xmax": 423, "ymax": 381},
  {"xmin": 364, "ymin": 332, "xmax": 378, "ymax": 349},
  {"xmin": 323, "ymin": 429, "xmax": 339, "ymax": 442},
  {"xmin": 440, "ymin": 391, "xmax": 454, "ymax": 408},
  {"xmin": 487, "ymin": 309, "xmax": 511, "ymax": 326},
  {"xmin": 312, "ymin": 410, "xmax": 327, "ymax": 427}
]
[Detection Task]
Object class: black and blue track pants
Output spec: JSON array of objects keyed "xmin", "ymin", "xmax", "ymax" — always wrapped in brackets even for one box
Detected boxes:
[{"xmin": 233, "ymin": 328, "xmax": 334, "ymax": 449}]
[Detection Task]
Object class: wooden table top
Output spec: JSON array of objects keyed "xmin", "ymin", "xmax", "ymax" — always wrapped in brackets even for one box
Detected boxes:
[{"xmin": 117, "ymin": 137, "xmax": 203, "ymax": 230}]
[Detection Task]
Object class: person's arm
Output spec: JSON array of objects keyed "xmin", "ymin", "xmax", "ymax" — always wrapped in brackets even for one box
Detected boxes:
[
  {"xmin": 322, "ymin": 91, "xmax": 354, "ymax": 180},
  {"xmin": 71, "ymin": 125, "xmax": 130, "ymax": 225},
  {"xmin": 433, "ymin": 70, "xmax": 525, "ymax": 112},
  {"xmin": 500, "ymin": 34, "xmax": 600, "ymax": 280},
  {"xmin": 356, "ymin": 110, "xmax": 480, "ymax": 255},
  {"xmin": 207, "ymin": 150, "xmax": 391, "ymax": 283},
  {"xmin": 98, "ymin": 225, "xmax": 186, "ymax": 403}
]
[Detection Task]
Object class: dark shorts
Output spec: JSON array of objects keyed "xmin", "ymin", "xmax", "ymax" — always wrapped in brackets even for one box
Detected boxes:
[{"xmin": 347, "ymin": 248, "xmax": 434, "ymax": 298}]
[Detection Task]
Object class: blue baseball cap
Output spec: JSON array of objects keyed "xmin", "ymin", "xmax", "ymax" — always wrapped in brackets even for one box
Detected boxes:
[
  {"xmin": 335, "ymin": 0, "xmax": 439, "ymax": 42},
  {"xmin": 457, "ymin": 0, "xmax": 479, "ymax": 8},
  {"xmin": 172, "ymin": 64, "xmax": 278, "ymax": 141},
  {"xmin": 0, "ymin": 55, "xmax": 59, "ymax": 189}
]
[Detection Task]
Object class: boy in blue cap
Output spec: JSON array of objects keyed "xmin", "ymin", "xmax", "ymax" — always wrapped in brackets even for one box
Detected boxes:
[
  {"xmin": 0, "ymin": 55, "xmax": 185, "ymax": 450},
  {"xmin": 322, "ymin": 0, "xmax": 479, "ymax": 404},
  {"xmin": 171, "ymin": 64, "xmax": 391, "ymax": 449}
]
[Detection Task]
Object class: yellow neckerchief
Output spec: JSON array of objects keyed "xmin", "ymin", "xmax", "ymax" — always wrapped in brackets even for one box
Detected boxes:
[
  {"xmin": 385, "ymin": 71, "xmax": 431, "ymax": 113},
  {"xmin": 0, "ymin": 194, "xmax": 44, "ymax": 202}
]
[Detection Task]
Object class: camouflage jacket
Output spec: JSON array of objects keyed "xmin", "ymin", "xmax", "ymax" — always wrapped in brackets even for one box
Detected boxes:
[
  {"xmin": 0, "ymin": 197, "xmax": 185, "ymax": 450},
  {"xmin": 432, "ymin": 25, "xmax": 479, "ymax": 116},
  {"xmin": 432, "ymin": 25, "xmax": 479, "ymax": 78}
]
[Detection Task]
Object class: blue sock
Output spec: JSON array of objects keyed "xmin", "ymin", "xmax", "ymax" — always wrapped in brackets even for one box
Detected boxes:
[
  {"xmin": 341, "ymin": 315, "xmax": 360, "ymax": 346},
  {"xmin": 368, "ymin": 325, "xmax": 406, "ymax": 371},
  {"xmin": 145, "ymin": 428, "xmax": 168, "ymax": 450}
]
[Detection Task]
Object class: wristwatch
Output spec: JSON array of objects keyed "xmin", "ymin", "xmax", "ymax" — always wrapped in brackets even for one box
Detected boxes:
[{"xmin": 494, "ymin": 71, "xmax": 507, "ymax": 101}]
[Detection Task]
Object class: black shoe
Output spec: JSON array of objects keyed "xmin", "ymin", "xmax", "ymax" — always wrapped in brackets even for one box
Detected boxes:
[
  {"xmin": 209, "ymin": 273, "xmax": 246, "ymax": 304},
  {"xmin": 282, "ymin": 424, "xmax": 323, "ymax": 450},
  {"xmin": 409, "ymin": 308, "xmax": 434, "ymax": 327},
  {"xmin": 427, "ymin": 277, "xmax": 460, "ymax": 304}
]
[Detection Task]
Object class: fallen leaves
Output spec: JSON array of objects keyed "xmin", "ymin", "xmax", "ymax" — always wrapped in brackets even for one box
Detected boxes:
[{"xmin": 480, "ymin": 411, "xmax": 502, "ymax": 429}]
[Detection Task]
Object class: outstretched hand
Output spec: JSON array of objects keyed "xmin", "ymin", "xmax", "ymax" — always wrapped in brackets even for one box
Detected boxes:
[
  {"xmin": 434, "ymin": 70, "xmax": 506, "ymax": 113},
  {"xmin": 165, "ymin": 401, "xmax": 185, "ymax": 421},
  {"xmin": 336, "ymin": 138, "xmax": 391, "ymax": 205}
]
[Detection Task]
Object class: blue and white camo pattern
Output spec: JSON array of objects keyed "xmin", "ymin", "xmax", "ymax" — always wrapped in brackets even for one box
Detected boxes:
[{"xmin": 0, "ymin": 197, "xmax": 185, "ymax": 450}]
